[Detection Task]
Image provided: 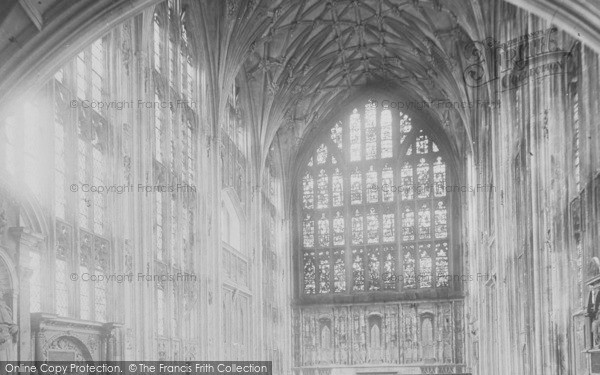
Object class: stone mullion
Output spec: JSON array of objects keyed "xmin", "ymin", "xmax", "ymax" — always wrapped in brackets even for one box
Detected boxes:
[
  {"xmin": 429, "ymin": 150, "xmax": 438, "ymax": 289},
  {"xmin": 359, "ymin": 161, "xmax": 369, "ymax": 291},
  {"xmin": 105, "ymin": 28, "xmax": 120, "ymax": 326},
  {"xmin": 144, "ymin": 8, "xmax": 160, "ymax": 358},
  {"xmin": 51, "ymin": 79, "xmax": 69, "ymax": 314},
  {"xmin": 343, "ymin": 115, "xmax": 353, "ymax": 294},
  {"xmin": 312, "ymin": 159, "xmax": 324, "ymax": 295},
  {"xmin": 326, "ymin": 167, "xmax": 334, "ymax": 293},
  {"xmin": 73, "ymin": 68, "xmax": 88, "ymax": 319},
  {"xmin": 410, "ymin": 146, "xmax": 420, "ymax": 289},
  {"xmin": 395, "ymin": 109, "xmax": 406, "ymax": 292},
  {"xmin": 411, "ymin": 151, "xmax": 421, "ymax": 290}
]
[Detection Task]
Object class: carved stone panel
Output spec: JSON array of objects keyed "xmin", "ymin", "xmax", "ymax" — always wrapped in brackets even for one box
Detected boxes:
[
  {"xmin": 45, "ymin": 336, "xmax": 93, "ymax": 361},
  {"xmin": 294, "ymin": 301, "xmax": 464, "ymax": 368}
]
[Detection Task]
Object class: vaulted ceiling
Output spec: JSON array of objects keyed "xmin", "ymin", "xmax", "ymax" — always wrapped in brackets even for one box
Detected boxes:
[
  {"xmin": 240, "ymin": 0, "xmax": 482, "ymax": 161},
  {"xmin": 0, "ymin": 0, "xmax": 599, "ymax": 163}
]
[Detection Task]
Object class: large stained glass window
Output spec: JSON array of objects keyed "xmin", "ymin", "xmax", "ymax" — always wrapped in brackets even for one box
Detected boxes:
[
  {"xmin": 300, "ymin": 100, "xmax": 452, "ymax": 295},
  {"xmin": 47, "ymin": 35, "xmax": 113, "ymax": 321},
  {"xmin": 152, "ymin": 0, "xmax": 199, "ymax": 348}
]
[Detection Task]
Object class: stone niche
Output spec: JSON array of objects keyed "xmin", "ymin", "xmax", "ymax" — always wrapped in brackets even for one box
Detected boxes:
[{"xmin": 293, "ymin": 300, "xmax": 465, "ymax": 371}]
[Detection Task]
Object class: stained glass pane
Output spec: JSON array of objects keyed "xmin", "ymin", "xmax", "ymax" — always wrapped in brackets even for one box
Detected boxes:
[
  {"xmin": 350, "ymin": 109, "xmax": 361, "ymax": 161},
  {"xmin": 318, "ymin": 213, "xmax": 330, "ymax": 247},
  {"xmin": 332, "ymin": 169, "xmax": 343, "ymax": 207},
  {"xmin": 418, "ymin": 204, "xmax": 431, "ymax": 239},
  {"xmin": 303, "ymin": 251, "xmax": 316, "ymax": 294},
  {"xmin": 433, "ymin": 157, "xmax": 446, "ymax": 197},
  {"xmin": 416, "ymin": 158, "xmax": 430, "ymax": 198},
  {"xmin": 435, "ymin": 242, "xmax": 449, "ymax": 287},
  {"xmin": 416, "ymin": 134, "xmax": 429, "ymax": 154},
  {"xmin": 382, "ymin": 165, "xmax": 394, "ymax": 202},
  {"xmin": 382, "ymin": 213, "xmax": 395, "ymax": 242},
  {"xmin": 434, "ymin": 201, "xmax": 448, "ymax": 238},
  {"xmin": 402, "ymin": 207, "xmax": 415, "ymax": 241},
  {"xmin": 352, "ymin": 249, "xmax": 365, "ymax": 291},
  {"xmin": 381, "ymin": 109, "xmax": 392, "ymax": 158},
  {"xmin": 333, "ymin": 212, "xmax": 345, "ymax": 246},
  {"xmin": 55, "ymin": 259, "xmax": 69, "ymax": 316},
  {"xmin": 317, "ymin": 170, "xmax": 329, "ymax": 208},
  {"xmin": 419, "ymin": 245, "xmax": 433, "ymax": 288},
  {"xmin": 366, "ymin": 166, "xmax": 378, "ymax": 203},
  {"xmin": 368, "ymin": 249, "xmax": 380, "ymax": 291},
  {"xmin": 333, "ymin": 250, "xmax": 346, "ymax": 292},
  {"xmin": 367, "ymin": 208, "xmax": 379, "ymax": 244},
  {"xmin": 365, "ymin": 102, "xmax": 377, "ymax": 160},
  {"xmin": 308, "ymin": 157, "xmax": 313, "ymax": 167},
  {"xmin": 432, "ymin": 142, "xmax": 439, "ymax": 152},
  {"xmin": 317, "ymin": 144, "xmax": 328, "ymax": 164},
  {"xmin": 93, "ymin": 147, "xmax": 105, "ymax": 235},
  {"xmin": 303, "ymin": 215, "xmax": 315, "ymax": 247},
  {"xmin": 78, "ymin": 139, "xmax": 89, "ymax": 229},
  {"xmin": 382, "ymin": 250, "xmax": 396, "ymax": 290},
  {"xmin": 351, "ymin": 168, "xmax": 363, "ymax": 205},
  {"xmin": 331, "ymin": 122, "xmax": 343, "ymax": 149},
  {"xmin": 80, "ymin": 265, "xmax": 92, "ymax": 320},
  {"xmin": 352, "ymin": 210, "xmax": 363, "ymax": 245},
  {"xmin": 399, "ymin": 113, "xmax": 412, "ymax": 144},
  {"xmin": 94, "ymin": 271, "xmax": 107, "ymax": 322},
  {"xmin": 401, "ymin": 162, "xmax": 413, "ymax": 200},
  {"xmin": 303, "ymin": 172, "xmax": 314, "ymax": 209},
  {"xmin": 54, "ymin": 117, "xmax": 66, "ymax": 219},
  {"xmin": 318, "ymin": 250, "xmax": 330, "ymax": 293},
  {"xmin": 403, "ymin": 246, "xmax": 416, "ymax": 289}
]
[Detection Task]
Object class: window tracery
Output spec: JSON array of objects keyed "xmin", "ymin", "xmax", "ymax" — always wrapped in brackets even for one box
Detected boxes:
[
  {"xmin": 152, "ymin": 1, "xmax": 199, "ymax": 351},
  {"xmin": 300, "ymin": 100, "xmax": 453, "ymax": 296},
  {"xmin": 44, "ymin": 36, "xmax": 113, "ymax": 320}
]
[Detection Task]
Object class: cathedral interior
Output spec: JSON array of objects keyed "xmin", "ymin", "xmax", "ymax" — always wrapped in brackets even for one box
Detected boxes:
[{"xmin": 0, "ymin": 0, "xmax": 600, "ymax": 374}]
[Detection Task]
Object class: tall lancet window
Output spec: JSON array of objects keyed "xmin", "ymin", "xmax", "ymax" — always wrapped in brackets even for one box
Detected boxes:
[
  {"xmin": 299, "ymin": 100, "xmax": 454, "ymax": 296},
  {"xmin": 152, "ymin": 0, "xmax": 200, "ymax": 353},
  {"xmin": 45, "ymin": 35, "xmax": 112, "ymax": 321}
]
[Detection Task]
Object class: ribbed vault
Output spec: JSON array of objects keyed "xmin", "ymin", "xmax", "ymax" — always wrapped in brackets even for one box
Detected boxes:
[{"xmin": 240, "ymin": 0, "xmax": 488, "ymax": 171}]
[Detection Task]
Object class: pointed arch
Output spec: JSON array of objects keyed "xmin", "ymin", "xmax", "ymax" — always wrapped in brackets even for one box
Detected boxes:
[{"xmin": 295, "ymin": 97, "xmax": 461, "ymax": 302}]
